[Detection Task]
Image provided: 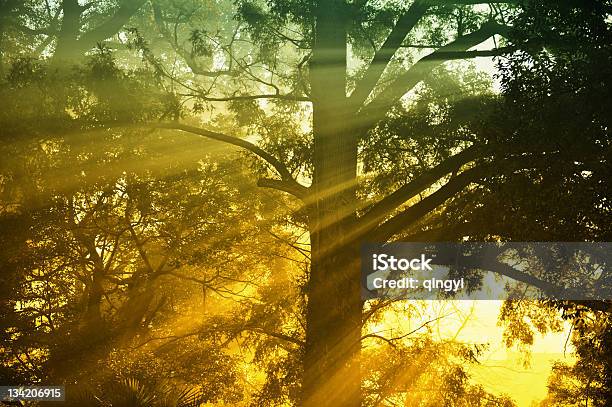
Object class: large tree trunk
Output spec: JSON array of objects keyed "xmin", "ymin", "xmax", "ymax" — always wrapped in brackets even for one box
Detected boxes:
[
  {"xmin": 53, "ymin": 0, "xmax": 83, "ymax": 63},
  {"xmin": 304, "ymin": 239, "xmax": 363, "ymax": 407},
  {"xmin": 303, "ymin": 1, "xmax": 363, "ymax": 406}
]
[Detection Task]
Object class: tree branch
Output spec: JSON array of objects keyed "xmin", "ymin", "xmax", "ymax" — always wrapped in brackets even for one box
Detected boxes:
[
  {"xmin": 349, "ymin": 1, "xmax": 429, "ymax": 110},
  {"xmin": 399, "ymin": 221, "xmax": 482, "ymax": 242},
  {"xmin": 369, "ymin": 154, "xmax": 547, "ymax": 241},
  {"xmin": 359, "ymin": 20, "xmax": 511, "ymax": 125},
  {"xmin": 425, "ymin": 45, "xmax": 516, "ymax": 59},
  {"xmin": 154, "ymin": 123, "xmax": 309, "ymax": 199},
  {"xmin": 53, "ymin": 0, "xmax": 146, "ymax": 60},
  {"xmin": 245, "ymin": 327, "xmax": 305, "ymax": 346},
  {"xmin": 358, "ymin": 146, "xmax": 482, "ymax": 235},
  {"xmin": 182, "ymin": 93, "xmax": 311, "ymax": 102},
  {"xmin": 429, "ymin": 253, "xmax": 611, "ymax": 313},
  {"xmin": 151, "ymin": 1, "xmax": 236, "ymax": 78},
  {"xmin": 361, "ymin": 312, "xmax": 454, "ymax": 347},
  {"xmin": 77, "ymin": 0, "xmax": 147, "ymax": 50},
  {"xmin": 257, "ymin": 178, "xmax": 308, "ymax": 199},
  {"xmin": 422, "ymin": 0, "xmax": 518, "ymax": 4}
]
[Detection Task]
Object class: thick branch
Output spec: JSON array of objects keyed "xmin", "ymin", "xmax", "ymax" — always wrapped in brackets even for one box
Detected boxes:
[
  {"xmin": 53, "ymin": 0, "xmax": 145, "ymax": 60},
  {"xmin": 370, "ymin": 155, "xmax": 545, "ymax": 241},
  {"xmin": 430, "ymin": 253, "xmax": 611, "ymax": 313},
  {"xmin": 77, "ymin": 0, "xmax": 147, "ymax": 50},
  {"xmin": 359, "ymin": 20, "xmax": 511, "ymax": 125},
  {"xmin": 358, "ymin": 146, "xmax": 482, "ymax": 234},
  {"xmin": 349, "ymin": 1, "xmax": 429, "ymax": 109},
  {"xmin": 459, "ymin": 255, "xmax": 570, "ymax": 297},
  {"xmin": 154, "ymin": 123, "xmax": 308, "ymax": 199}
]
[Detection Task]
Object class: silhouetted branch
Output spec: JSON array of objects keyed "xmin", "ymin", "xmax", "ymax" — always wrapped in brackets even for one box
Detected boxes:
[
  {"xmin": 245, "ymin": 327, "xmax": 305, "ymax": 346},
  {"xmin": 357, "ymin": 146, "xmax": 482, "ymax": 235},
  {"xmin": 429, "ymin": 254, "xmax": 612, "ymax": 313},
  {"xmin": 424, "ymin": 46, "xmax": 516, "ymax": 59},
  {"xmin": 53, "ymin": 0, "xmax": 146, "ymax": 60},
  {"xmin": 361, "ymin": 312, "xmax": 454, "ymax": 347},
  {"xmin": 360, "ymin": 20, "xmax": 511, "ymax": 125},
  {"xmin": 349, "ymin": 1, "xmax": 429, "ymax": 109},
  {"xmin": 370, "ymin": 154, "xmax": 549, "ymax": 241},
  {"xmin": 154, "ymin": 123, "xmax": 309, "ymax": 199},
  {"xmin": 422, "ymin": 0, "xmax": 518, "ymax": 4},
  {"xmin": 257, "ymin": 178, "xmax": 308, "ymax": 199},
  {"xmin": 182, "ymin": 93, "xmax": 311, "ymax": 102},
  {"xmin": 78, "ymin": 0, "xmax": 147, "ymax": 49},
  {"xmin": 399, "ymin": 221, "xmax": 483, "ymax": 242},
  {"xmin": 152, "ymin": 1, "xmax": 236, "ymax": 78}
]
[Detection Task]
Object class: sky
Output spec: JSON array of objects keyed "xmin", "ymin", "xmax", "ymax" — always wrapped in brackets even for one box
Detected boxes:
[{"xmin": 378, "ymin": 300, "xmax": 574, "ymax": 406}]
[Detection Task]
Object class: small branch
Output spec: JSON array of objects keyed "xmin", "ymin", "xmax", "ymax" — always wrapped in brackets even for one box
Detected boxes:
[
  {"xmin": 245, "ymin": 327, "xmax": 305, "ymax": 346},
  {"xmin": 361, "ymin": 312, "xmax": 455, "ymax": 347},
  {"xmin": 399, "ymin": 221, "xmax": 481, "ymax": 242},
  {"xmin": 152, "ymin": 2, "xmax": 235, "ymax": 78},
  {"xmin": 424, "ymin": 46, "xmax": 516, "ymax": 60},
  {"xmin": 257, "ymin": 178, "xmax": 308, "ymax": 199},
  {"xmin": 267, "ymin": 229, "xmax": 311, "ymax": 259},
  {"xmin": 360, "ymin": 333, "xmax": 399, "ymax": 348},
  {"xmin": 182, "ymin": 92, "xmax": 310, "ymax": 102}
]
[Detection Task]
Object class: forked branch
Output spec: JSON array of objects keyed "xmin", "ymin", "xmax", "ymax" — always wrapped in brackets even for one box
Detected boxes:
[
  {"xmin": 349, "ymin": 1, "xmax": 429, "ymax": 109},
  {"xmin": 359, "ymin": 20, "xmax": 511, "ymax": 125}
]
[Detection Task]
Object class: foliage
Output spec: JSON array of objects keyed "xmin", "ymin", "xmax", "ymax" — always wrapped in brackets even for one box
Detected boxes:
[
  {"xmin": 1, "ymin": 1, "xmax": 611, "ymax": 406},
  {"xmin": 64, "ymin": 377, "xmax": 206, "ymax": 407},
  {"xmin": 0, "ymin": 52, "xmax": 276, "ymax": 404}
]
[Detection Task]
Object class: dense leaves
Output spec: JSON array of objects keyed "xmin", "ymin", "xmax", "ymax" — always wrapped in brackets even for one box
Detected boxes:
[{"xmin": 1, "ymin": 1, "xmax": 610, "ymax": 406}]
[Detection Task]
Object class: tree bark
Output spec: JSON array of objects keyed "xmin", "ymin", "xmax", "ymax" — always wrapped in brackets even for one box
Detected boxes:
[
  {"xmin": 53, "ymin": 0, "xmax": 146, "ymax": 63},
  {"xmin": 303, "ymin": 1, "xmax": 363, "ymax": 406},
  {"xmin": 53, "ymin": 0, "xmax": 83, "ymax": 62},
  {"xmin": 304, "ymin": 241, "xmax": 362, "ymax": 407}
]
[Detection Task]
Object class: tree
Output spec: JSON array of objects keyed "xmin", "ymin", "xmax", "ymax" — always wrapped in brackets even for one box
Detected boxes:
[
  {"xmin": 133, "ymin": 1, "xmax": 610, "ymax": 405},
  {"xmin": 0, "ymin": 0, "xmax": 148, "ymax": 64},
  {"xmin": 540, "ymin": 312, "xmax": 611, "ymax": 407},
  {"xmin": 495, "ymin": 1, "xmax": 612, "ymax": 404},
  {"xmin": 0, "ymin": 52, "xmax": 277, "ymax": 405},
  {"xmin": 151, "ymin": 2, "xmax": 515, "ymax": 404},
  {"xmin": 1, "ymin": 1, "xmax": 610, "ymax": 406}
]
